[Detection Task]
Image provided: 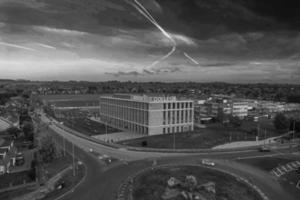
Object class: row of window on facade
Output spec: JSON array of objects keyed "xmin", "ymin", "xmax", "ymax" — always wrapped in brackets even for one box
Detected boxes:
[
  {"xmin": 100, "ymin": 98, "xmax": 149, "ymax": 109},
  {"xmin": 163, "ymin": 110, "xmax": 193, "ymax": 124},
  {"xmin": 101, "ymin": 115, "xmax": 149, "ymax": 134},
  {"xmin": 163, "ymin": 125, "xmax": 193, "ymax": 134},
  {"xmin": 163, "ymin": 102, "xmax": 193, "ymax": 110},
  {"xmin": 100, "ymin": 103, "xmax": 149, "ymax": 125}
]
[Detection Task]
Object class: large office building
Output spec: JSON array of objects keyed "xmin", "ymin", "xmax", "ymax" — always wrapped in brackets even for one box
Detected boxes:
[{"xmin": 99, "ymin": 94, "xmax": 194, "ymax": 136}]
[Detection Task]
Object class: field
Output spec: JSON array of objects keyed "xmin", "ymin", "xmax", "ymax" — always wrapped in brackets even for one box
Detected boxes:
[
  {"xmin": 39, "ymin": 94, "xmax": 100, "ymax": 101},
  {"xmin": 0, "ymin": 170, "xmax": 35, "ymax": 189},
  {"xmin": 120, "ymin": 125, "xmax": 257, "ymax": 149},
  {"xmin": 60, "ymin": 118, "xmax": 120, "ymax": 136},
  {"xmin": 132, "ymin": 166, "xmax": 262, "ymax": 200}
]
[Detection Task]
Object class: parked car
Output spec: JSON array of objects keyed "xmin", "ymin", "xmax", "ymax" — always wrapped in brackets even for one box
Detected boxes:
[
  {"xmin": 259, "ymin": 146, "xmax": 271, "ymax": 152},
  {"xmin": 201, "ymin": 159, "xmax": 215, "ymax": 166}
]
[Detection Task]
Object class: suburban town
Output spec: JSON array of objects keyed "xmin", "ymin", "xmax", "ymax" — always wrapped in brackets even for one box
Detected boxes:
[{"xmin": 0, "ymin": 0, "xmax": 300, "ymax": 200}]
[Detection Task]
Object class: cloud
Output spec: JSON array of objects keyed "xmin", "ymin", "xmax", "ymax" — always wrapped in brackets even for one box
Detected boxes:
[
  {"xmin": 33, "ymin": 26, "xmax": 87, "ymax": 36},
  {"xmin": 0, "ymin": 42, "xmax": 37, "ymax": 51},
  {"xmin": 106, "ymin": 70, "xmax": 142, "ymax": 77},
  {"xmin": 201, "ymin": 62, "xmax": 236, "ymax": 67},
  {"xmin": 34, "ymin": 43, "xmax": 56, "ymax": 50}
]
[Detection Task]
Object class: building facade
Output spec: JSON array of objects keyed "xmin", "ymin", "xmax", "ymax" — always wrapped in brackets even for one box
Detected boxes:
[
  {"xmin": 99, "ymin": 94, "xmax": 194, "ymax": 136},
  {"xmin": 231, "ymin": 101, "xmax": 248, "ymax": 119}
]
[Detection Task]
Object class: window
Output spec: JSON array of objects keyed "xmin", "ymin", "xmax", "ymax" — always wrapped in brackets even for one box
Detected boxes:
[
  {"xmin": 173, "ymin": 103, "xmax": 175, "ymax": 109},
  {"xmin": 163, "ymin": 103, "xmax": 166, "ymax": 109},
  {"xmin": 163, "ymin": 128, "xmax": 166, "ymax": 134},
  {"xmin": 168, "ymin": 103, "xmax": 171, "ymax": 109}
]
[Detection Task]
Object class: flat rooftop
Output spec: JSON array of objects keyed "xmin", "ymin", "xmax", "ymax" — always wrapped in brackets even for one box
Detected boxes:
[{"xmin": 101, "ymin": 94, "xmax": 192, "ymax": 103}]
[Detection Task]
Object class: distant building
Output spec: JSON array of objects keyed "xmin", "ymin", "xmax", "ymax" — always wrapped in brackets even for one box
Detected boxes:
[
  {"xmin": 231, "ymin": 100, "xmax": 248, "ymax": 119},
  {"xmin": 99, "ymin": 94, "xmax": 194, "ymax": 136}
]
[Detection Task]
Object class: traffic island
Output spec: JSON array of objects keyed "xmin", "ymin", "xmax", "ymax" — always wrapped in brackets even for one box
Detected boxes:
[{"xmin": 117, "ymin": 165, "xmax": 265, "ymax": 200}]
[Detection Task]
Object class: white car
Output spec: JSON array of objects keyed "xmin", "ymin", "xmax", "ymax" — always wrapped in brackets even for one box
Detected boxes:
[{"xmin": 201, "ymin": 159, "xmax": 215, "ymax": 166}]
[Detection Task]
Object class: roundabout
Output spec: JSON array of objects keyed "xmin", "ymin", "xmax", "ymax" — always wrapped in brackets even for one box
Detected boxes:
[{"xmin": 118, "ymin": 164, "xmax": 265, "ymax": 200}]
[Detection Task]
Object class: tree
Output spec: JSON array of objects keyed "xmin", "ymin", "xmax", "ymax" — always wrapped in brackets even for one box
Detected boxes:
[
  {"xmin": 229, "ymin": 116, "xmax": 242, "ymax": 128},
  {"xmin": 39, "ymin": 136, "xmax": 57, "ymax": 163},
  {"xmin": 6, "ymin": 127, "xmax": 22, "ymax": 138},
  {"xmin": 23, "ymin": 122, "xmax": 34, "ymax": 141},
  {"xmin": 273, "ymin": 113, "xmax": 289, "ymax": 132}
]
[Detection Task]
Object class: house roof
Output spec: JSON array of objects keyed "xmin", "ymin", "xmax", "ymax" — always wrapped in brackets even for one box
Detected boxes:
[{"xmin": 0, "ymin": 148, "xmax": 7, "ymax": 154}]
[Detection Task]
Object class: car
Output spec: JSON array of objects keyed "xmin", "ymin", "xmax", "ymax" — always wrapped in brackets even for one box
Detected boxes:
[
  {"xmin": 259, "ymin": 146, "xmax": 271, "ymax": 152},
  {"xmin": 201, "ymin": 159, "xmax": 215, "ymax": 166}
]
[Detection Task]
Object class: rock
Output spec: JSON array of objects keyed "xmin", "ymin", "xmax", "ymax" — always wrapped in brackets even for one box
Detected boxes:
[
  {"xmin": 200, "ymin": 182, "xmax": 216, "ymax": 194},
  {"xmin": 167, "ymin": 177, "xmax": 181, "ymax": 187},
  {"xmin": 185, "ymin": 175, "xmax": 198, "ymax": 187}
]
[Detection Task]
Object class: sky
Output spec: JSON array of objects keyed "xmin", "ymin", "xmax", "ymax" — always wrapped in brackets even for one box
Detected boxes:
[{"xmin": 0, "ymin": 0, "xmax": 299, "ymax": 83}]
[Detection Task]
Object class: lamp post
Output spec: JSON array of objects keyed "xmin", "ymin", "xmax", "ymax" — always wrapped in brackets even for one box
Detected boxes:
[{"xmin": 72, "ymin": 142, "xmax": 76, "ymax": 176}]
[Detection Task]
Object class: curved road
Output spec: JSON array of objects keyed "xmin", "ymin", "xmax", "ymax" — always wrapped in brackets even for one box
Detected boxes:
[{"xmin": 39, "ymin": 114, "xmax": 298, "ymax": 200}]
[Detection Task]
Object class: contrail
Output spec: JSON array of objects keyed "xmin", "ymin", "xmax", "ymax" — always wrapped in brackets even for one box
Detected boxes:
[
  {"xmin": 129, "ymin": 0, "xmax": 199, "ymax": 70},
  {"xmin": 184, "ymin": 52, "xmax": 199, "ymax": 65},
  {"xmin": 133, "ymin": 0, "xmax": 158, "ymax": 24},
  {"xmin": 130, "ymin": 0, "xmax": 176, "ymax": 70},
  {"xmin": 0, "ymin": 42, "xmax": 37, "ymax": 51}
]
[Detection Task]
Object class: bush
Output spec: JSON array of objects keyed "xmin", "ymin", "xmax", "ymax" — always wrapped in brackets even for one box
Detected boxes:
[{"xmin": 142, "ymin": 141, "xmax": 148, "ymax": 147}]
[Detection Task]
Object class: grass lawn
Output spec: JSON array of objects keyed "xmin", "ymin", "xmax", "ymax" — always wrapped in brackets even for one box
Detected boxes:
[
  {"xmin": 0, "ymin": 186, "xmax": 36, "ymax": 200},
  {"xmin": 133, "ymin": 166, "xmax": 262, "ymax": 200},
  {"xmin": 279, "ymin": 171, "xmax": 300, "ymax": 200},
  {"xmin": 238, "ymin": 157, "xmax": 294, "ymax": 171},
  {"xmin": 239, "ymin": 118, "xmax": 279, "ymax": 138},
  {"xmin": 60, "ymin": 118, "xmax": 120, "ymax": 136},
  {"xmin": 120, "ymin": 126, "xmax": 256, "ymax": 149},
  {"xmin": 0, "ymin": 170, "xmax": 35, "ymax": 189},
  {"xmin": 44, "ymin": 154, "xmax": 73, "ymax": 179}
]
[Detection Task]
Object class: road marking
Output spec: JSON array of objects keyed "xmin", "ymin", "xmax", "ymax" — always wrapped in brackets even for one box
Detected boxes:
[
  {"xmin": 286, "ymin": 164, "xmax": 293, "ymax": 171},
  {"xmin": 271, "ymin": 170, "xmax": 280, "ymax": 177},
  {"xmin": 276, "ymin": 168, "xmax": 284, "ymax": 176},
  {"xmin": 280, "ymin": 166, "xmax": 288, "ymax": 172},
  {"xmin": 291, "ymin": 162, "xmax": 298, "ymax": 168}
]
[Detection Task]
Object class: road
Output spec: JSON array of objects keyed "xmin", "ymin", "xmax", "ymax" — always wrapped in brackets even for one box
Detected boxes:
[{"xmin": 39, "ymin": 113, "xmax": 299, "ymax": 200}]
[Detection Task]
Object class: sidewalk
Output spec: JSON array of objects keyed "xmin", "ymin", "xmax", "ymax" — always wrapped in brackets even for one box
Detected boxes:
[
  {"xmin": 13, "ymin": 166, "xmax": 72, "ymax": 200},
  {"xmin": 212, "ymin": 137, "xmax": 278, "ymax": 149}
]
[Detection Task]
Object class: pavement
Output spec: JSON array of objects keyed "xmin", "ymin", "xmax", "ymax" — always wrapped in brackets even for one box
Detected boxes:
[{"xmin": 212, "ymin": 137, "xmax": 278, "ymax": 149}]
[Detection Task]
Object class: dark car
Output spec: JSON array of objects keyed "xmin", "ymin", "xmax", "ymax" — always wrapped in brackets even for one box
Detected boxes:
[{"xmin": 259, "ymin": 146, "xmax": 271, "ymax": 152}]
